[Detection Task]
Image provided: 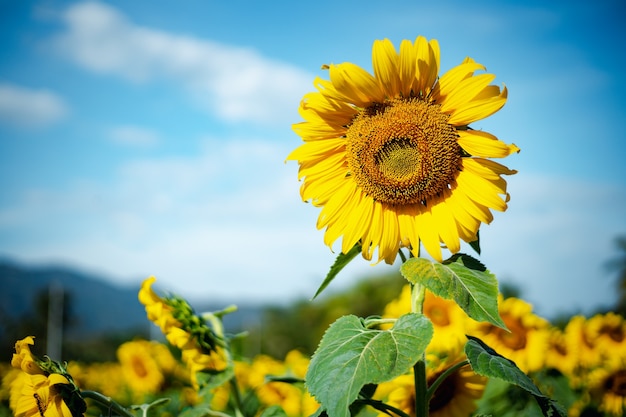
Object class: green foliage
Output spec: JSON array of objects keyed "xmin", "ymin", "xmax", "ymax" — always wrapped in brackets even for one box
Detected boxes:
[
  {"xmin": 465, "ymin": 336, "xmax": 567, "ymax": 417},
  {"xmin": 306, "ymin": 313, "xmax": 433, "ymax": 417},
  {"xmin": 254, "ymin": 272, "xmax": 406, "ymax": 358},
  {"xmin": 259, "ymin": 405, "xmax": 289, "ymax": 417},
  {"xmin": 314, "ymin": 244, "xmax": 362, "ymax": 299},
  {"xmin": 400, "ymin": 254, "xmax": 505, "ymax": 329}
]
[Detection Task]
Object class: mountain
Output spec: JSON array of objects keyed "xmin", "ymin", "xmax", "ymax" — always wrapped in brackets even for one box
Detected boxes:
[
  {"xmin": 0, "ymin": 258, "xmax": 265, "ymax": 340},
  {"xmin": 0, "ymin": 259, "xmax": 150, "ymax": 338}
]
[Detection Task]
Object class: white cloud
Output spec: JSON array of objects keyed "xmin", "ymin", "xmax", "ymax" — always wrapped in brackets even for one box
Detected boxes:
[
  {"xmin": 49, "ymin": 1, "xmax": 313, "ymax": 126},
  {"xmin": 109, "ymin": 125, "xmax": 160, "ymax": 147},
  {"xmin": 0, "ymin": 82, "xmax": 69, "ymax": 128}
]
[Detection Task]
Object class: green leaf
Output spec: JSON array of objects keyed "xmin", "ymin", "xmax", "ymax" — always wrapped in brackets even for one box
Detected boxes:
[
  {"xmin": 306, "ymin": 313, "xmax": 433, "ymax": 417},
  {"xmin": 259, "ymin": 405, "xmax": 289, "ymax": 417},
  {"xmin": 465, "ymin": 336, "xmax": 567, "ymax": 417},
  {"xmin": 196, "ymin": 359, "xmax": 236, "ymax": 393},
  {"xmin": 400, "ymin": 254, "xmax": 505, "ymax": 329},
  {"xmin": 313, "ymin": 243, "xmax": 361, "ymax": 299}
]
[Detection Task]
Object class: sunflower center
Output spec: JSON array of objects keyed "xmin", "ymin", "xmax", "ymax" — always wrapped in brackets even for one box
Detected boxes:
[
  {"xmin": 605, "ymin": 370, "xmax": 626, "ymax": 396},
  {"xmin": 346, "ymin": 98, "xmax": 461, "ymax": 206},
  {"xmin": 132, "ymin": 356, "xmax": 149, "ymax": 378},
  {"xmin": 428, "ymin": 368, "xmax": 458, "ymax": 412}
]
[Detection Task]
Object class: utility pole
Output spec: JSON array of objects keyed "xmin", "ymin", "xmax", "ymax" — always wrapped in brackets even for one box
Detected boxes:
[{"xmin": 47, "ymin": 280, "xmax": 64, "ymax": 361}]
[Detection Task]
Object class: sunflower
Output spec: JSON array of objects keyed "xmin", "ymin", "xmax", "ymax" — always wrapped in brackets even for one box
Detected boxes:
[
  {"xmin": 375, "ymin": 351, "xmax": 486, "ymax": 417},
  {"xmin": 138, "ymin": 277, "xmax": 230, "ymax": 390},
  {"xmin": 9, "ymin": 337, "xmax": 85, "ymax": 417},
  {"xmin": 544, "ymin": 327, "xmax": 579, "ymax": 379},
  {"xmin": 117, "ymin": 340, "xmax": 165, "ymax": 397},
  {"xmin": 585, "ymin": 312, "xmax": 626, "ymax": 358},
  {"xmin": 586, "ymin": 356, "xmax": 626, "ymax": 417},
  {"xmin": 468, "ymin": 296, "xmax": 551, "ymax": 374},
  {"xmin": 287, "ymin": 36, "xmax": 519, "ymax": 263},
  {"xmin": 10, "ymin": 373, "xmax": 75, "ymax": 417}
]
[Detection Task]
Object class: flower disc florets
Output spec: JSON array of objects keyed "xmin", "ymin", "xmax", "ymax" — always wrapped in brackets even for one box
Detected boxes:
[{"xmin": 347, "ymin": 98, "xmax": 461, "ymax": 206}]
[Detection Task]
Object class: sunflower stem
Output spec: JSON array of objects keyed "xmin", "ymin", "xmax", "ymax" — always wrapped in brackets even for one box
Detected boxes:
[
  {"xmin": 229, "ymin": 377, "xmax": 245, "ymax": 417},
  {"xmin": 410, "ymin": 283, "xmax": 429, "ymax": 417},
  {"xmin": 81, "ymin": 390, "xmax": 135, "ymax": 417}
]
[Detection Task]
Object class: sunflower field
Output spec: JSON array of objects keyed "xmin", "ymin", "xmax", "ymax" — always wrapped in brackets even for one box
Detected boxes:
[{"xmin": 2, "ymin": 36, "xmax": 626, "ymax": 417}]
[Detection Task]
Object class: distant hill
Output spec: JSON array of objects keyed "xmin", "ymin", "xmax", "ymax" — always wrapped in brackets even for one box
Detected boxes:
[
  {"xmin": 0, "ymin": 259, "xmax": 265, "ymax": 340},
  {"xmin": 0, "ymin": 259, "xmax": 149, "ymax": 338}
]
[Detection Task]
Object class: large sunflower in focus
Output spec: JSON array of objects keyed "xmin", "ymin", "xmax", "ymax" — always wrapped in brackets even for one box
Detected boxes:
[{"xmin": 287, "ymin": 37, "xmax": 519, "ymax": 263}]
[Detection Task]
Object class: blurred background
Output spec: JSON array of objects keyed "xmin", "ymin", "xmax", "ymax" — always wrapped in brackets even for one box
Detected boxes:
[{"xmin": 1, "ymin": 0, "xmax": 625, "ymax": 361}]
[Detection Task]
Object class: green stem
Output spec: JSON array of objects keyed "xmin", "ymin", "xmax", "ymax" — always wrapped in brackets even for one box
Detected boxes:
[
  {"xmin": 414, "ymin": 359, "xmax": 428, "ymax": 417},
  {"xmin": 81, "ymin": 390, "xmax": 135, "ymax": 417},
  {"xmin": 426, "ymin": 360, "xmax": 469, "ymax": 402},
  {"xmin": 355, "ymin": 398, "xmax": 412, "ymax": 417},
  {"xmin": 410, "ymin": 283, "xmax": 428, "ymax": 417},
  {"xmin": 229, "ymin": 377, "xmax": 245, "ymax": 417},
  {"xmin": 364, "ymin": 318, "xmax": 397, "ymax": 329}
]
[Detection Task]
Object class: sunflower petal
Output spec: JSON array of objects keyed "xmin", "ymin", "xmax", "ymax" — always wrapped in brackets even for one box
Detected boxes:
[
  {"xmin": 373, "ymin": 39, "xmax": 401, "ymax": 98},
  {"xmin": 329, "ymin": 63, "xmax": 385, "ymax": 107},
  {"xmin": 457, "ymin": 130, "xmax": 520, "ymax": 158}
]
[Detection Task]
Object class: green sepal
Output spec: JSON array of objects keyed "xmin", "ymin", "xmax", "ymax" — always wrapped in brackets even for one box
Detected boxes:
[
  {"xmin": 400, "ymin": 254, "xmax": 506, "ymax": 329},
  {"xmin": 306, "ymin": 313, "xmax": 433, "ymax": 417},
  {"xmin": 469, "ymin": 230, "xmax": 481, "ymax": 255},
  {"xmin": 313, "ymin": 243, "xmax": 361, "ymax": 299},
  {"xmin": 464, "ymin": 336, "xmax": 567, "ymax": 417}
]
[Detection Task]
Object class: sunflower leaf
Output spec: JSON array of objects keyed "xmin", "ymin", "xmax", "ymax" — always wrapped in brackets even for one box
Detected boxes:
[
  {"xmin": 465, "ymin": 336, "xmax": 567, "ymax": 417},
  {"xmin": 306, "ymin": 313, "xmax": 433, "ymax": 417},
  {"xmin": 313, "ymin": 243, "xmax": 361, "ymax": 299},
  {"xmin": 399, "ymin": 254, "xmax": 505, "ymax": 329}
]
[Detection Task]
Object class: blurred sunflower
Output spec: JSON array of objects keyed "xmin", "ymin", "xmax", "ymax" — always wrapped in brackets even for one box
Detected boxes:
[
  {"xmin": 468, "ymin": 296, "xmax": 550, "ymax": 373},
  {"xmin": 375, "ymin": 351, "xmax": 486, "ymax": 417},
  {"xmin": 585, "ymin": 312, "xmax": 626, "ymax": 357},
  {"xmin": 138, "ymin": 277, "xmax": 230, "ymax": 390},
  {"xmin": 287, "ymin": 36, "xmax": 518, "ymax": 263},
  {"xmin": 586, "ymin": 358, "xmax": 626, "ymax": 417},
  {"xmin": 562, "ymin": 315, "xmax": 603, "ymax": 376},
  {"xmin": 117, "ymin": 340, "xmax": 165, "ymax": 397},
  {"xmin": 544, "ymin": 327, "xmax": 578, "ymax": 379}
]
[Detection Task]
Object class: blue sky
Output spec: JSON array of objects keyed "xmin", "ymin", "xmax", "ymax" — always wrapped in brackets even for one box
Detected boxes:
[{"xmin": 1, "ymin": 0, "xmax": 625, "ymax": 319}]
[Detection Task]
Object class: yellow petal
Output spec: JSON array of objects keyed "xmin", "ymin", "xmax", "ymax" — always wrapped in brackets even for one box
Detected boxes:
[
  {"xmin": 317, "ymin": 180, "xmax": 357, "ymax": 230},
  {"xmin": 414, "ymin": 208, "xmax": 442, "ymax": 262},
  {"xmin": 47, "ymin": 374, "xmax": 70, "ymax": 386},
  {"xmin": 329, "ymin": 62, "xmax": 384, "ymax": 107},
  {"xmin": 435, "ymin": 59, "xmax": 486, "ymax": 100},
  {"xmin": 286, "ymin": 139, "xmax": 345, "ymax": 162},
  {"xmin": 456, "ymin": 169, "xmax": 508, "ymax": 211},
  {"xmin": 457, "ymin": 130, "xmax": 519, "ymax": 158},
  {"xmin": 414, "ymin": 36, "xmax": 440, "ymax": 96},
  {"xmin": 447, "ymin": 85, "xmax": 508, "ymax": 125},
  {"xmin": 439, "ymin": 73, "xmax": 496, "ymax": 115},
  {"xmin": 379, "ymin": 205, "xmax": 401, "ymax": 264},
  {"xmin": 431, "ymin": 195, "xmax": 461, "ymax": 253},
  {"xmin": 372, "ymin": 39, "xmax": 401, "ymax": 98},
  {"xmin": 398, "ymin": 39, "xmax": 417, "ymax": 96}
]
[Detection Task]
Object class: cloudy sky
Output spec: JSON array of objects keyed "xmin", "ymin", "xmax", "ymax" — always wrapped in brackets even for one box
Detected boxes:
[{"xmin": 1, "ymin": 0, "xmax": 625, "ymax": 319}]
